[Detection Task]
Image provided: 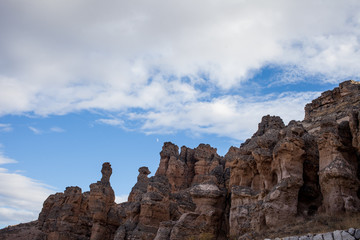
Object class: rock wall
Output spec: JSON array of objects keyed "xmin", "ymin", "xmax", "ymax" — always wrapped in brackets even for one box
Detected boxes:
[
  {"xmin": 1, "ymin": 80, "xmax": 360, "ymax": 240},
  {"xmin": 304, "ymin": 80, "xmax": 360, "ymax": 132},
  {"xmin": 226, "ymin": 117, "xmax": 322, "ymax": 237}
]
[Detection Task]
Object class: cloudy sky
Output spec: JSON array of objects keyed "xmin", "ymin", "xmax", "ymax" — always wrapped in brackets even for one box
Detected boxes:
[{"xmin": 1, "ymin": 0, "xmax": 360, "ymax": 228}]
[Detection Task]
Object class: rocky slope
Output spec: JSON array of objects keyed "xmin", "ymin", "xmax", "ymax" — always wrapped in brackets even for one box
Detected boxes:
[{"xmin": 1, "ymin": 80, "xmax": 360, "ymax": 240}]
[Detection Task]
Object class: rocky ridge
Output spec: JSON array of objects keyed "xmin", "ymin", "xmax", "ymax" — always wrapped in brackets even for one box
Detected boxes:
[{"xmin": 0, "ymin": 80, "xmax": 360, "ymax": 239}]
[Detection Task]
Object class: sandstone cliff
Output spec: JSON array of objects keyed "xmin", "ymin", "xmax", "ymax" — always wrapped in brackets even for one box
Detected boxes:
[{"xmin": 1, "ymin": 80, "xmax": 360, "ymax": 240}]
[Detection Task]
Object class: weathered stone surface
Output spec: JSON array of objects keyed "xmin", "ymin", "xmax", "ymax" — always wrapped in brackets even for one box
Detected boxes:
[
  {"xmin": 0, "ymin": 221, "xmax": 44, "ymax": 240},
  {"xmin": 349, "ymin": 228, "xmax": 356, "ymax": 236},
  {"xmin": 323, "ymin": 232, "xmax": 334, "ymax": 240},
  {"xmin": 341, "ymin": 230, "xmax": 356, "ymax": 240},
  {"xmin": 228, "ymin": 118, "xmax": 320, "ymax": 236},
  {"xmin": 150, "ymin": 143, "xmax": 227, "ymax": 239},
  {"xmin": 333, "ymin": 230, "xmax": 342, "ymax": 240},
  {"xmin": 313, "ymin": 234, "xmax": 324, "ymax": 240},
  {"xmin": 38, "ymin": 186, "xmax": 92, "ymax": 240},
  {"xmin": 36, "ymin": 162, "xmax": 118, "ymax": 240},
  {"xmin": 355, "ymin": 229, "xmax": 360, "ymax": 239},
  {"xmin": 317, "ymin": 120, "xmax": 360, "ymax": 214},
  {"xmin": 304, "ymin": 80, "xmax": 360, "ymax": 133},
  {"xmin": 153, "ymin": 221, "xmax": 175, "ymax": 240},
  {"xmin": 88, "ymin": 163, "xmax": 117, "ymax": 240},
  {"xmin": 289, "ymin": 237, "xmax": 299, "ymax": 240},
  {"xmin": 128, "ymin": 166, "xmax": 151, "ymax": 202}
]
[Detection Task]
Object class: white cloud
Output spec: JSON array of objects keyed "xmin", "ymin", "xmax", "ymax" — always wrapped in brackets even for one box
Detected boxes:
[
  {"xmin": 28, "ymin": 126, "xmax": 41, "ymax": 135},
  {"xmin": 50, "ymin": 127, "xmax": 65, "ymax": 133},
  {"xmin": 115, "ymin": 195, "xmax": 128, "ymax": 204},
  {"xmin": 0, "ymin": 207, "xmax": 37, "ymax": 226},
  {"xmin": 0, "ymin": 154, "xmax": 54, "ymax": 227},
  {"xmin": 0, "ymin": 0, "xmax": 359, "ymax": 138},
  {"xmin": 0, "ymin": 123, "xmax": 12, "ymax": 132},
  {"xmin": 28, "ymin": 126, "xmax": 65, "ymax": 134},
  {"xmin": 130, "ymin": 91, "xmax": 321, "ymax": 140},
  {"xmin": 96, "ymin": 118, "xmax": 124, "ymax": 127},
  {"xmin": 0, "ymin": 152, "xmax": 17, "ymax": 165}
]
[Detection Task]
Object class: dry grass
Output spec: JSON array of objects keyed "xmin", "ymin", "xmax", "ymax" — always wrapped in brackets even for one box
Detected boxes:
[
  {"xmin": 187, "ymin": 232, "xmax": 215, "ymax": 240},
  {"xmin": 256, "ymin": 213, "xmax": 360, "ymax": 239}
]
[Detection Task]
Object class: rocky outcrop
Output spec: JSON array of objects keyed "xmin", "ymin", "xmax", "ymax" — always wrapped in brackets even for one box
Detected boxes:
[
  {"xmin": 31, "ymin": 162, "xmax": 119, "ymax": 240},
  {"xmin": 115, "ymin": 143, "xmax": 227, "ymax": 240},
  {"xmin": 168, "ymin": 183, "xmax": 226, "ymax": 240},
  {"xmin": 38, "ymin": 186, "xmax": 91, "ymax": 240},
  {"xmin": 304, "ymin": 80, "xmax": 360, "ymax": 134},
  {"xmin": 88, "ymin": 162, "xmax": 117, "ymax": 240},
  {"xmin": 1, "ymin": 80, "xmax": 360, "ymax": 240},
  {"xmin": 317, "ymin": 120, "xmax": 360, "ymax": 214},
  {"xmin": 0, "ymin": 221, "xmax": 44, "ymax": 240},
  {"xmin": 226, "ymin": 118, "xmax": 321, "ymax": 237}
]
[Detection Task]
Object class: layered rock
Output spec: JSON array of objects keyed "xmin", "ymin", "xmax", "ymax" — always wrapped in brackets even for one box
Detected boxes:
[
  {"xmin": 304, "ymin": 80, "xmax": 360, "ymax": 133},
  {"xmin": 168, "ymin": 183, "xmax": 226, "ymax": 240},
  {"xmin": 38, "ymin": 186, "xmax": 92, "ymax": 240},
  {"xmin": 30, "ymin": 162, "xmax": 119, "ymax": 240},
  {"xmin": 155, "ymin": 142, "xmax": 225, "ymax": 191},
  {"xmin": 317, "ymin": 119, "xmax": 360, "ymax": 214},
  {"xmin": 0, "ymin": 221, "xmax": 44, "ymax": 240},
  {"xmin": 88, "ymin": 162, "xmax": 118, "ymax": 240},
  {"xmin": 1, "ymin": 80, "xmax": 360, "ymax": 240},
  {"xmin": 115, "ymin": 143, "xmax": 227, "ymax": 239},
  {"xmin": 226, "ymin": 118, "xmax": 321, "ymax": 238}
]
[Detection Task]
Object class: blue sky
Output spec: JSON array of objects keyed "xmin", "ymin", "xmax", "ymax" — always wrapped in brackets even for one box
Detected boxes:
[{"xmin": 1, "ymin": 0, "xmax": 360, "ymax": 228}]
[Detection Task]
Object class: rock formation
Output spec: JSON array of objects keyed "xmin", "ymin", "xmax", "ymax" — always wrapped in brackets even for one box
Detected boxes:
[
  {"xmin": 31, "ymin": 162, "xmax": 119, "ymax": 240},
  {"xmin": 1, "ymin": 80, "xmax": 360, "ymax": 240}
]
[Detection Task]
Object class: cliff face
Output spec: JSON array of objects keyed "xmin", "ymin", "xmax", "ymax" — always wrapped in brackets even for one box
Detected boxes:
[
  {"xmin": 303, "ymin": 80, "xmax": 360, "ymax": 133},
  {"xmin": 1, "ymin": 80, "xmax": 360, "ymax": 240}
]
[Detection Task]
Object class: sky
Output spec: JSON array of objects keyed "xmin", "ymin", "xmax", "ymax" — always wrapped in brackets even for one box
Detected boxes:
[{"xmin": 0, "ymin": 0, "xmax": 360, "ymax": 228}]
